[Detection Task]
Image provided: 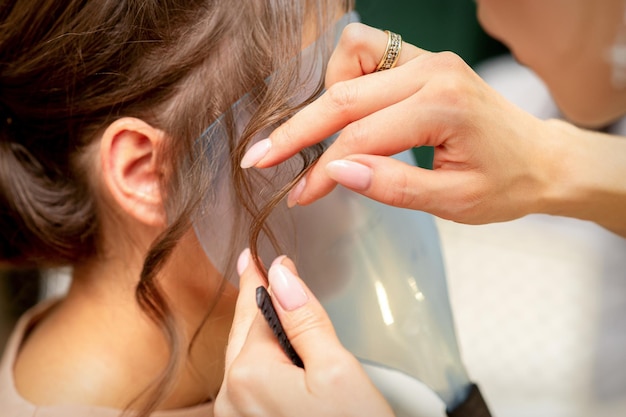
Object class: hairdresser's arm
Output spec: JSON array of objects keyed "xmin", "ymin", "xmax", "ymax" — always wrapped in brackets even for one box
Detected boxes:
[
  {"xmin": 241, "ymin": 23, "xmax": 626, "ymax": 237},
  {"xmin": 214, "ymin": 250, "xmax": 395, "ymax": 417},
  {"xmin": 542, "ymin": 120, "xmax": 626, "ymax": 237}
]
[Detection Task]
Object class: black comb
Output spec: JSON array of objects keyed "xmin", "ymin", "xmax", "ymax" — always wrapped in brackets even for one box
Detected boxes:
[{"xmin": 256, "ymin": 286, "xmax": 304, "ymax": 368}]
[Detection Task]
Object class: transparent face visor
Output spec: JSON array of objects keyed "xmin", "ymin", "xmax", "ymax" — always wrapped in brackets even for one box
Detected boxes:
[{"xmin": 192, "ymin": 12, "xmax": 472, "ymax": 412}]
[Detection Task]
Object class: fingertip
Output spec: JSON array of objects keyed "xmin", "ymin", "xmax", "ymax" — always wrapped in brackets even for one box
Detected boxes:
[
  {"xmin": 271, "ymin": 255, "xmax": 287, "ymax": 267},
  {"xmin": 325, "ymin": 159, "xmax": 372, "ymax": 191},
  {"xmin": 237, "ymin": 248, "xmax": 251, "ymax": 276},
  {"xmin": 240, "ymin": 138, "xmax": 271, "ymax": 169},
  {"xmin": 270, "ymin": 255, "xmax": 299, "ymax": 277},
  {"xmin": 277, "ymin": 255, "xmax": 298, "ymax": 273},
  {"xmin": 268, "ymin": 263, "xmax": 309, "ymax": 312},
  {"xmin": 287, "ymin": 177, "xmax": 306, "ymax": 208}
]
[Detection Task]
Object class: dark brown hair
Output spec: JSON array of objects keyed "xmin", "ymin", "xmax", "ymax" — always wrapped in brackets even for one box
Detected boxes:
[{"xmin": 0, "ymin": 0, "xmax": 351, "ymax": 414}]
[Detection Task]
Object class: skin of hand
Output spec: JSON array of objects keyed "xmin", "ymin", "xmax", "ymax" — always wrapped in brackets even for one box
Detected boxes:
[
  {"xmin": 214, "ymin": 249, "xmax": 395, "ymax": 417},
  {"xmin": 241, "ymin": 23, "xmax": 626, "ymax": 236}
]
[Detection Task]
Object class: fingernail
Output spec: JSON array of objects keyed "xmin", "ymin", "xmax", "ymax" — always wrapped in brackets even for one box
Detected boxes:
[
  {"xmin": 287, "ymin": 177, "xmax": 306, "ymax": 208},
  {"xmin": 269, "ymin": 264, "xmax": 308, "ymax": 311},
  {"xmin": 325, "ymin": 160, "xmax": 372, "ymax": 191},
  {"xmin": 237, "ymin": 248, "xmax": 250, "ymax": 275},
  {"xmin": 241, "ymin": 138, "xmax": 271, "ymax": 168},
  {"xmin": 271, "ymin": 255, "xmax": 287, "ymax": 267}
]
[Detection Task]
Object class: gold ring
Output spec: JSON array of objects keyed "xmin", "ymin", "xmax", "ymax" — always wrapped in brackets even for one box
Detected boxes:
[{"xmin": 375, "ymin": 30, "xmax": 402, "ymax": 72}]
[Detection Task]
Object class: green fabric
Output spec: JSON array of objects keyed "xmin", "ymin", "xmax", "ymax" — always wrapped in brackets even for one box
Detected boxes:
[{"xmin": 355, "ymin": 0, "xmax": 507, "ymax": 168}]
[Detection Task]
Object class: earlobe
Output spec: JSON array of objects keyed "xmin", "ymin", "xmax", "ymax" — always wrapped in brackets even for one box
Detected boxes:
[{"xmin": 100, "ymin": 117, "xmax": 167, "ymax": 227}]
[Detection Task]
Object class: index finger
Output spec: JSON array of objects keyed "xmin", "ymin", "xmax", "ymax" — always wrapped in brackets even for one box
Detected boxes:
[{"xmin": 243, "ymin": 23, "xmax": 429, "ymax": 169}]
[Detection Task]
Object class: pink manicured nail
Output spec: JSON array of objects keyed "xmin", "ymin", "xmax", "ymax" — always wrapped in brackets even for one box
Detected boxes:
[
  {"xmin": 237, "ymin": 248, "xmax": 250, "ymax": 275},
  {"xmin": 325, "ymin": 160, "xmax": 372, "ymax": 191},
  {"xmin": 240, "ymin": 138, "xmax": 271, "ymax": 168},
  {"xmin": 268, "ymin": 264, "xmax": 308, "ymax": 311},
  {"xmin": 271, "ymin": 255, "xmax": 287, "ymax": 267},
  {"xmin": 287, "ymin": 177, "xmax": 306, "ymax": 208}
]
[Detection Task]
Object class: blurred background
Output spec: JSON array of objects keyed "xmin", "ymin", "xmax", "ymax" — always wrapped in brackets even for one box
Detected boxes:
[
  {"xmin": 357, "ymin": 0, "xmax": 505, "ymax": 70},
  {"xmin": 0, "ymin": 270, "xmax": 39, "ymax": 354}
]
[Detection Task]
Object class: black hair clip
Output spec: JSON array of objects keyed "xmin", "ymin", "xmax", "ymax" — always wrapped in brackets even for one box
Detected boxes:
[{"xmin": 256, "ymin": 286, "xmax": 304, "ymax": 368}]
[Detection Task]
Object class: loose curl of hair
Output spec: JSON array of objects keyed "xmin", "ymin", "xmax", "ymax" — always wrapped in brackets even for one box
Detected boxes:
[{"xmin": 0, "ymin": 0, "xmax": 352, "ymax": 415}]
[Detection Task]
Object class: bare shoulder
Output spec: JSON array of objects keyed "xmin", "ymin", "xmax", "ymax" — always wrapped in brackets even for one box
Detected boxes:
[{"xmin": 12, "ymin": 303, "xmax": 138, "ymax": 408}]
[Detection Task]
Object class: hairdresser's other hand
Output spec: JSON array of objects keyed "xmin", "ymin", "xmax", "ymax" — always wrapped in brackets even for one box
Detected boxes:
[
  {"xmin": 241, "ymin": 22, "xmax": 560, "ymax": 225},
  {"xmin": 214, "ymin": 249, "xmax": 394, "ymax": 417}
]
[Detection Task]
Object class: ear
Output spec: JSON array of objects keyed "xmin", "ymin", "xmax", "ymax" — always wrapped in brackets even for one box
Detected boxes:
[{"xmin": 100, "ymin": 117, "xmax": 167, "ymax": 227}]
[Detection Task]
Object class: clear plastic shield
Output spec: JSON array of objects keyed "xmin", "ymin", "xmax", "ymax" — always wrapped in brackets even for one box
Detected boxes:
[{"xmin": 192, "ymin": 12, "xmax": 472, "ymax": 411}]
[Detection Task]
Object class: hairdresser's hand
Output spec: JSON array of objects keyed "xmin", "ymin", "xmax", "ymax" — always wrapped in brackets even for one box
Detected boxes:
[
  {"xmin": 240, "ymin": 22, "xmax": 561, "ymax": 225},
  {"xmin": 214, "ymin": 249, "xmax": 394, "ymax": 417}
]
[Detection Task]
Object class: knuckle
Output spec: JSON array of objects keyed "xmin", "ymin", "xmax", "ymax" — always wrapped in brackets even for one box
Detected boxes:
[
  {"xmin": 384, "ymin": 171, "xmax": 419, "ymax": 208},
  {"xmin": 433, "ymin": 50, "xmax": 467, "ymax": 71},
  {"xmin": 431, "ymin": 85, "xmax": 473, "ymax": 121},
  {"xmin": 425, "ymin": 52, "xmax": 480, "ymax": 110},
  {"xmin": 339, "ymin": 22, "xmax": 371, "ymax": 54},
  {"xmin": 339, "ymin": 120, "xmax": 367, "ymax": 148},
  {"xmin": 437, "ymin": 176, "xmax": 487, "ymax": 223},
  {"xmin": 430, "ymin": 52, "xmax": 471, "ymax": 87},
  {"xmin": 287, "ymin": 309, "xmax": 330, "ymax": 343},
  {"xmin": 224, "ymin": 360, "xmax": 259, "ymax": 407},
  {"xmin": 275, "ymin": 118, "xmax": 297, "ymax": 146},
  {"xmin": 284, "ymin": 305, "xmax": 339, "ymax": 350},
  {"xmin": 438, "ymin": 77, "xmax": 469, "ymax": 100},
  {"xmin": 310, "ymin": 353, "xmax": 358, "ymax": 388},
  {"xmin": 325, "ymin": 81, "xmax": 359, "ymax": 116}
]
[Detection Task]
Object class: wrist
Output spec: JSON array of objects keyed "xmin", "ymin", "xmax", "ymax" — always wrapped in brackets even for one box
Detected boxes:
[
  {"xmin": 536, "ymin": 119, "xmax": 586, "ymax": 216},
  {"xmin": 540, "ymin": 119, "xmax": 626, "ymax": 236}
]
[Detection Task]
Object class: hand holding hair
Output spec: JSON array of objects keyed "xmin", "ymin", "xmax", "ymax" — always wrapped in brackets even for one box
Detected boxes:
[
  {"xmin": 240, "ymin": 22, "xmax": 553, "ymax": 224},
  {"xmin": 241, "ymin": 22, "xmax": 626, "ymax": 236},
  {"xmin": 214, "ymin": 249, "xmax": 395, "ymax": 417}
]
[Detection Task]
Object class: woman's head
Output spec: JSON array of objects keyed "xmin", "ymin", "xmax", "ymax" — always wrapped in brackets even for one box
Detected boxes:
[
  {"xmin": 476, "ymin": 0, "xmax": 626, "ymax": 127},
  {"xmin": 0, "ymin": 0, "xmax": 336, "ymax": 265},
  {"xmin": 0, "ymin": 0, "xmax": 349, "ymax": 413}
]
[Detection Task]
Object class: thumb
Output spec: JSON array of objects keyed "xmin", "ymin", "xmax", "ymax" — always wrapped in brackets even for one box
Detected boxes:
[{"xmin": 267, "ymin": 256, "xmax": 348, "ymax": 368}]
